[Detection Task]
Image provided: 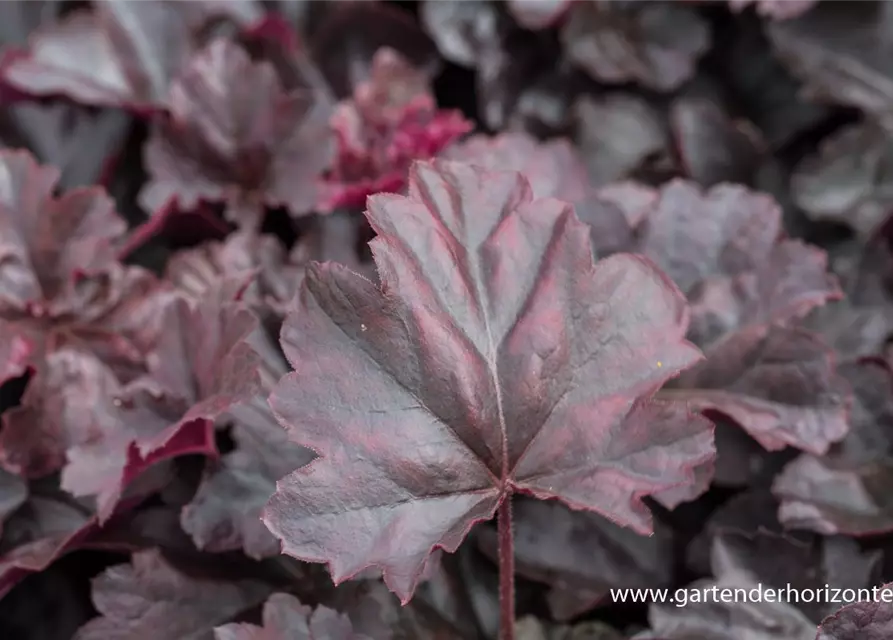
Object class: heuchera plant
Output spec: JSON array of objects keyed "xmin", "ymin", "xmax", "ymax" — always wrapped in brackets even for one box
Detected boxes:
[
  {"xmin": 2, "ymin": 1, "xmax": 893, "ymax": 640},
  {"xmin": 264, "ymin": 159, "xmax": 714, "ymax": 637}
]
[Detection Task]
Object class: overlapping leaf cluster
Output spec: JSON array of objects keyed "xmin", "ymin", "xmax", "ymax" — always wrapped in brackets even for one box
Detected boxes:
[{"xmin": 0, "ymin": 1, "xmax": 891, "ymax": 639}]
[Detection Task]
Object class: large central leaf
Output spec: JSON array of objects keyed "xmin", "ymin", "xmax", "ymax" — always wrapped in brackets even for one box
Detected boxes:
[{"xmin": 265, "ymin": 159, "xmax": 714, "ymax": 602}]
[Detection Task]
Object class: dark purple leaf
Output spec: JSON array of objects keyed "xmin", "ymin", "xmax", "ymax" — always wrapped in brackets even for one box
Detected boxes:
[
  {"xmin": 2, "ymin": 282, "xmax": 260, "ymax": 520},
  {"xmin": 214, "ymin": 592, "xmax": 371, "ymax": 640},
  {"xmin": 804, "ymin": 235, "xmax": 893, "ymax": 364},
  {"xmin": 0, "ymin": 0, "xmax": 260, "ymax": 112},
  {"xmin": 181, "ymin": 332, "xmax": 314, "ymax": 559},
  {"xmin": 792, "ymin": 123, "xmax": 893, "ymax": 240},
  {"xmin": 410, "ymin": 546, "xmax": 497, "ymax": 639},
  {"xmin": 805, "ymin": 297, "xmax": 893, "ymax": 365},
  {"xmin": 816, "ymin": 586, "xmax": 893, "ymax": 640},
  {"xmin": 581, "ymin": 181, "xmax": 658, "ymax": 256},
  {"xmin": 0, "ymin": 494, "xmax": 94, "ymax": 598},
  {"xmin": 181, "ymin": 395, "xmax": 312, "ymax": 559},
  {"xmin": 0, "ymin": 104, "xmax": 131, "ymax": 191},
  {"xmin": 0, "ymin": 349, "xmax": 217, "ymax": 522},
  {"xmin": 633, "ymin": 180, "xmax": 839, "ymax": 321},
  {"xmin": 483, "ymin": 46, "xmax": 566, "ymax": 134},
  {"xmin": 686, "ymin": 489, "xmax": 784, "ymax": 575},
  {"xmin": 73, "ymin": 548, "xmax": 272, "ymax": 640},
  {"xmin": 831, "ymin": 234, "xmax": 893, "ymax": 308},
  {"xmin": 574, "ymin": 94, "xmax": 671, "ymax": 187},
  {"xmin": 773, "ymin": 361, "xmax": 893, "ymax": 535},
  {"xmin": 712, "ymin": 15, "xmax": 830, "ymax": 149},
  {"xmin": 478, "ymin": 497, "xmax": 673, "ymax": 621},
  {"xmin": 0, "ymin": 150, "xmax": 179, "ymax": 485},
  {"xmin": 165, "ymin": 231, "xmax": 306, "ymax": 318},
  {"xmin": 768, "ymin": 2, "xmax": 893, "ymax": 130},
  {"xmin": 667, "ymin": 325, "xmax": 850, "ymax": 454},
  {"xmin": 0, "ymin": 2, "xmax": 881, "ymax": 633},
  {"xmin": 561, "ymin": 1, "xmax": 710, "ymax": 92},
  {"xmin": 420, "ymin": 0, "xmax": 563, "ymax": 132},
  {"xmin": 502, "ymin": 63, "xmax": 582, "ymax": 138},
  {"xmin": 419, "ymin": 0, "xmax": 494, "ymax": 69},
  {"xmin": 0, "ymin": 149, "xmax": 169, "ymax": 376},
  {"xmin": 602, "ymin": 179, "xmax": 848, "ymax": 454},
  {"xmin": 0, "ymin": 0, "xmax": 124, "ymax": 172},
  {"xmin": 669, "ymin": 97, "xmax": 765, "ymax": 187},
  {"xmin": 0, "ymin": 268, "xmax": 177, "ymax": 468},
  {"xmin": 141, "ymin": 38, "xmax": 333, "ymax": 227},
  {"xmin": 0, "ymin": 149, "xmax": 126, "ymax": 304},
  {"xmin": 140, "ymin": 284, "xmax": 263, "ymax": 433},
  {"xmin": 264, "ymin": 159, "xmax": 714, "ymax": 603},
  {"xmin": 712, "ymin": 420, "xmax": 792, "ymax": 488}
]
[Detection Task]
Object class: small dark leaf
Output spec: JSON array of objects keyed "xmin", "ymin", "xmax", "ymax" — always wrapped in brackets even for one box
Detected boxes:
[
  {"xmin": 181, "ymin": 332, "xmax": 314, "ymax": 559},
  {"xmin": 0, "ymin": 494, "xmax": 94, "ymax": 598},
  {"xmin": 768, "ymin": 2, "xmax": 893, "ymax": 130},
  {"xmin": 574, "ymin": 94, "xmax": 670, "ymax": 187},
  {"xmin": 419, "ymin": 0, "xmax": 495, "ymax": 69},
  {"xmin": 0, "ymin": 104, "xmax": 131, "ymax": 191},
  {"xmin": 561, "ymin": 1, "xmax": 710, "ymax": 92},
  {"xmin": 816, "ymin": 587, "xmax": 893, "ymax": 640},
  {"xmin": 73, "ymin": 548, "xmax": 272, "ymax": 640},
  {"xmin": 792, "ymin": 122, "xmax": 893, "ymax": 240},
  {"xmin": 141, "ymin": 38, "xmax": 333, "ymax": 227},
  {"xmin": 669, "ymin": 325, "xmax": 850, "ymax": 455},
  {"xmin": 165, "ymin": 231, "xmax": 306, "ymax": 318},
  {"xmin": 669, "ymin": 97, "xmax": 765, "ymax": 187},
  {"xmin": 773, "ymin": 361, "xmax": 893, "ymax": 535},
  {"xmin": 686, "ymin": 489, "xmax": 783, "ymax": 575},
  {"xmin": 713, "ymin": 14, "xmax": 829, "ymax": 148}
]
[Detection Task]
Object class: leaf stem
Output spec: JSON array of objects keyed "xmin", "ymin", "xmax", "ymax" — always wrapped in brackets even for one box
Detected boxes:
[{"xmin": 498, "ymin": 494, "xmax": 515, "ymax": 640}]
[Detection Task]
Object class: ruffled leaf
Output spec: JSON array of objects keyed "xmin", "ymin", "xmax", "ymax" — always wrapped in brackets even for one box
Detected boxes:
[
  {"xmin": 141, "ymin": 39, "xmax": 333, "ymax": 227},
  {"xmin": 73, "ymin": 548, "xmax": 271, "ymax": 640},
  {"xmin": 265, "ymin": 159, "xmax": 713, "ymax": 603}
]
